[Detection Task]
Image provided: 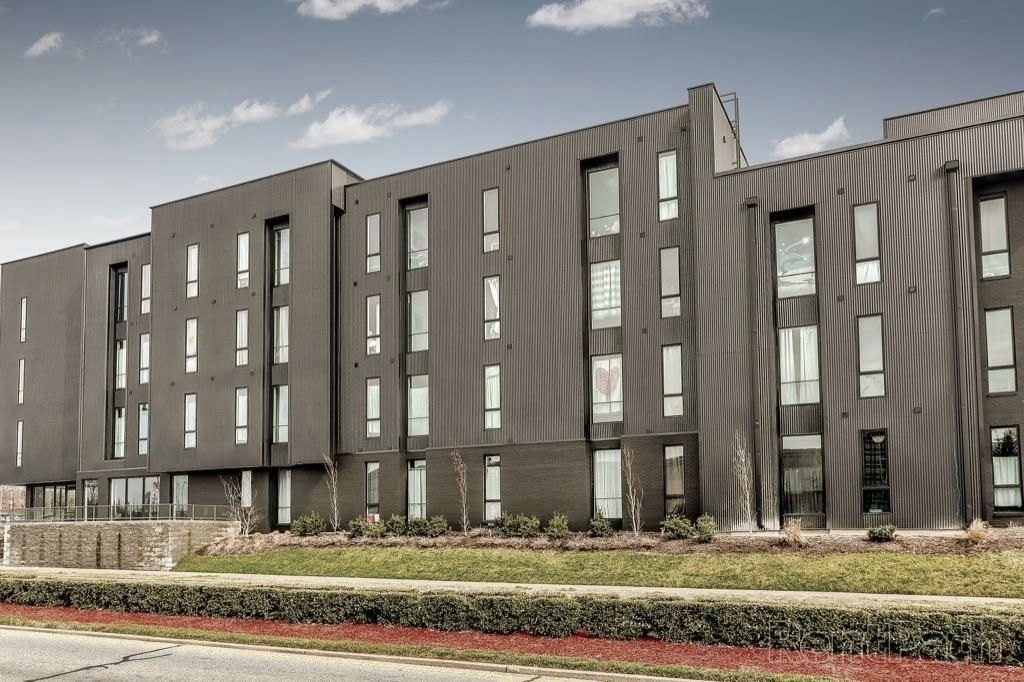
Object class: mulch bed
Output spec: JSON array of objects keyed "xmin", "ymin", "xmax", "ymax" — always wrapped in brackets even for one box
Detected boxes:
[{"xmin": 1, "ymin": 603, "xmax": 1021, "ymax": 681}]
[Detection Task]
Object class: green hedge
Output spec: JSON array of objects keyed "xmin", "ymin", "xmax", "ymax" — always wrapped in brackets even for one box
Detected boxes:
[{"xmin": 0, "ymin": 577, "xmax": 1020, "ymax": 665}]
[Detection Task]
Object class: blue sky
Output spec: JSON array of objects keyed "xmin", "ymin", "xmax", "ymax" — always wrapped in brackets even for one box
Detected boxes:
[{"xmin": 1, "ymin": 0, "xmax": 1023, "ymax": 261}]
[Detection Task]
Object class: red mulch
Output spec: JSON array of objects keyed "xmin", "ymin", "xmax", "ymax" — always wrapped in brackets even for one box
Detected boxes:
[{"xmin": 0, "ymin": 603, "xmax": 1021, "ymax": 682}]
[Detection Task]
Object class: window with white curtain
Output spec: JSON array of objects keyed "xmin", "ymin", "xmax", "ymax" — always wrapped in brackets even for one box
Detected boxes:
[
  {"xmin": 408, "ymin": 290, "xmax": 429, "ymax": 352},
  {"xmin": 658, "ymin": 150, "xmax": 678, "ymax": 220},
  {"xmin": 407, "ymin": 206, "xmax": 429, "ymax": 269},
  {"xmin": 19, "ymin": 297, "xmax": 27, "ymax": 343},
  {"xmin": 185, "ymin": 318, "xmax": 198, "ymax": 373},
  {"xmin": 138, "ymin": 403, "xmax": 149, "ymax": 455},
  {"xmin": 664, "ymin": 445, "xmax": 685, "ymax": 515},
  {"xmin": 778, "ymin": 325, "xmax": 820, "ymax": 405},
  {"xmin": 273, "ymin": 385, "xmax": 289, "ymax": 444},
  {"xmin": 662, "ymin": 345, "xmax": 683, "ymax": 416},
  {"xmin": 780, "ymin": 434, "xmax": 824, "ymax": 519},
  {"xmin": 484, "ymin": 276, "xmax": 500, "ymax": 340},
  {"xmin": 236, "ymin": 309, "xmax": 248, "ymax": 366},
  {"xmin": 17, "ymin": 358, "xmax": 25, "ymax": 404},
  {"xmin": 588, "ymin": 167, "xmax": 620, "ymax": 237},
  {"xmin": 273, "ymin": 305, "xmax": 289, "ymax": 364},
  {"xmin": 775, "ymin": 218, "xmax": 815, "ymax": 298},
  {"xmin": 112, "ymin": 407, "xmax": 126, "ymax": 459},
  {"xmin": 278, "ymin": 470, "xmax": 291, "ymax": 525},
  {"xmin": 484, "ymin": 455, "xmax": 500, "ymax": 522},
  {"xmin": 986, "ymin": 308, "xmax": 1017, "ymax": 393},
  {"xmin": 366, "ymin": 295, "xmax": 381, "ymax": 354},
  {"xmin": 660, "ymin": 247, "xmax": 681, "ymax": 318},
  {"xmin": 854, "ymin": 203, "xmax": 881, "ymax": 284},
  {"xmin": 484, "ymin": 364, "xmax": 501, "ymax": 429},
  {"xmin": 184, "ymin": 393, "xmax": 197, "ymax": 449},
  {"xmin": 273, "ymin": 226, "xmax": 290, "ymax": 286},
  {"xmin": 366, "ymin": 213, "xmax": 381, "ymax": 273},
  {"xmin": 235, "ymin": 387, "xmax": 248, "ymax": 444},
  {"xmin": 141, "ymin": 263, "xmax": 151, "ymax": 315},
  {"xmin": 186, "ymin": 244, "xmax": 199, "ymax": 298},
  {"xmin": 591, "ymin": 354, "xmax": 623, "ymax": 423},
  {"xmin": 593, "ymin": 449, "xmax": 622, "ymax": 519},
  {"xmin": 858, "ymin": 315, "xmax": 885, "ymax": 398},
  {"xmin": 366, "ymin": 378, "xmax": 381, "ymax": 438},
  {"xmin": 366, "ymin": 462, "xmax": 380, "ymax": 518},
  {"xmin": 139, "ymin": 333, "xmax": 150, "ymax": 384},
  {"xmin": 114, "ymin": 339, "xmax": 127, "ymax": 389},
  {"xmin": 991, "ymin": 426, "xmax": 1022, "ymax": 510},
  {"xmin": 15, "ymin": 420, "xmax": 23, "ymax": 467},
  {"xmin": 236, "ymin": 232, "xmax": 250, "ymax": 288},
  {"xmin": 408, "ymin": 375, "xmax": 429, "ymax": 436},
  {"xmin": 590, "ymin": 259, "xmax": 621, "ymax": 329},
  {"xmin": 173, "ymin": 475, "xmax": 189, "ymax": 513},
  {"xmin": 407, "ymin": 459, "xmax": 426, "ymax": 519},
  {"xmin": 241, "ymin": 470, "xmax": 252, "ymax": 507},
  {"xmin": 980, "ymin": 196, "xmax": 1010, "ymax": 279},
  {"xmin": 483, "ymin": 188, "xmax": 499, "ymax": 252}
]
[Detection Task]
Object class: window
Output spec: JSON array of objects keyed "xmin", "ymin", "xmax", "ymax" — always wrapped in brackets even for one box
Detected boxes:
[
  {"xmin": 366, "ymin": 462, "xmax": 380, "ymax": 519},
  {"xmin": 664, "ymin": 445, "xmax": 685, "ymax": 515},
  {"xmin": 484, "ymin": 455, "xmax": 501, "ymax": 522},
  {"xmin": 658, "ymin": 150, "xmax": 679, "ymax": 220},
  {"xmin": 408, "ymin": 290, "xmax": 429, "ymax": 352},
  {"xmin": 778, "ymin": 325, "xmax": 820, "ymax": 405},
  {"xmin": 781, "ymin": 434, "xmax": 824, "ymax": 519},
  {"xmin": 273, "ymin": 385, "xmax": 289, "ymax": 444},
  {"xmin": 109, "ymin": 478, "xmax": 125, "ymax": 509},
  {"xmin": 484, "ymin": 276, "xmax": 500, "ymax": 340},
  {"xmin": 986, "ymin": 308, "xmax": 1017, "ymax": 393},
  {"xmin": 173, "ymin": 474, "xmax": 189, "ymax": 513},
  {"xmin": 17, "ymin": 358, "xmax": 24, "ymax": 405},
  {"xmin": 862, "ymin": 430, "xmax": 889, "ymax": 513},
  {"xmin": 186, "ymin": 243, "xmax": 199, "ymax": 298},
  {"xmin": 184, "ymin": 393, "xmax": 197, "ymax": 448},
  {"xmin": 278, "ymin": 470, "xmax": 291, "ymax": 525},
  {"xmin": 114, "ymin": 339, "xmax": 127, "ymax": 389},
  {"xmin": 483, "ymin": 188, "xmax": 499, "ymax": 252},
  {"xmin": 273, "ymin": 226, "xmax": 290, "ymax": 286},
  {"xmin": 775, "ymin": 217, "xmax": 816, "ymax": 298},
  {"xmin": 235, "ymin": 387, "xmax": 248, "ymax": 444},
  {"xmin": 407, "ymin": 206, "xmax": 429, "ymax": 269},
  {"xmin": 588, "ymin": 166, "xmax": 620, "ymax": 237},
  {"xmin": 235, "ymin": 310, "xmax": 248, "ymax": 366},
  {"xmin": 19, "ymin": 297, "xmax": 27, "ymax": 343},
  {"xmin": 659, "ymin": 247, "xmax": 681, "ymax": 318},
  {"xmin": 138, "ymin": 403, "xmax": 149, "ymax": 455},
  {"xmin": 590, "ymin": 259, "xmax": 621, "ymax": 329},
  {"xmin": 366, "ymin": 213, "xmax": 381, "ymax": 273},
  {"xmin": 484, "ymin": 364, "xmax": 501, "ymax": 429},
  {"xmin": 858, "ymin": 315, "xmax": 885, "ymax": 398},
  {"xmin": 111, "ymin": 476, "xmax": 159, "ymax": 510},
  {"xmin": 366, "ymin": 377, "xmax": 381, "ymax": 438},
  {"xmin": 15, "ymin": 419, "xmax": 23, "ymax": 467},
  {"xmin": 141, "ymin": 263, "xmax": 151, "ymax": 315},
  {"xmin": 236, "ymin": 232, "xmax": 250, "ymax": 288},
  {"xmin": 273, "ymin": 305, "xmax": 289, "ymax": 364},
  {"xmin": 980, "ymin": 196, "xmax": 1010, "ymax": 279},
  {"xmin": 114, "ymin": 270, "xmax": 128, "ymax": 322},
  {"xmin": 854, "ymin": 203, "xmax": 881, "ymax": 284},
  {"xmin": 366, "ymin": 295, "xmax": 381, "ymax": 355},
  {"xmin": 139, "ymin": 333, "xmax": 150, "ymax": 384},
  {"xmin": 84, "ymin": 479, "xmax": 99, "ymax": 511},
  {"xmin": 185, "ymin": 317, "xmax": 198, "ymax": 373},
  {"xmin": 593, "ymin": 449, "xmax": 622, "ymax": 519},
  {"xmin": 991, "ymin": 426, "xmax": 1023, "ymax": 510},
  {"xmin": 662, "ymin": 345, "xmax": 684, "ymax": 416},
  {"xmin": 112, "ymin": 407, "xmax": 126, "ymax": 459},
  {"xmin": 241, "ymin": 470, "xmax": 252, "ymax": 507},
  {"xmin": 408, "ymin": 459, "xmax": 426, "ymax": 519},
  {"xmin": 408, "ymin": 374, "xmax": 429, "ymax": 436},
  {"xmin": 591, "ymin": 354, "xmax": 623, "ymax": 423}
]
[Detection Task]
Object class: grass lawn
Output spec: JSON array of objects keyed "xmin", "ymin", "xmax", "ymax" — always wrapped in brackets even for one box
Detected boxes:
[{"xmin": 175, "ymin": 547, "xmax": 1024, "ymax": 598}]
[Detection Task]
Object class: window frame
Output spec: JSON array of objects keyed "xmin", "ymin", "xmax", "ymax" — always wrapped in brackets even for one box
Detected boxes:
[
  {"xmin": 19, "ymin": 297, "xmax": 27, "ymax": 343},
  {"xmin": 366, "ymin": 213, "xmax": 381, "ymax": 273},
  {"xmin": 592, "ymin": 448, "xmax": 623, "ymax": 519},
  {"xmin": 365, "ymin": 462, "xmax": 380, "ymax": 519},
  {"xmin": 236, "ymin": 232, "xmax": 250, "ymax": 288},
  {"xmin": 664, "ymin": 444, "xmax": 685, "ymax": 516},
  {"xmin": 407, "ymin": 289, "xmax": 429, "ymax": 352},
  {"xmin": 272, "ymin": 384, "xmax": 289, "ymax": 444},
  {"xmin": 366, "ymin": 377, "xmax": 381, "ymax": 438},
  {"xmin": 273, "ymin": 225, "xmax": 291, "ymax": 286},
  {"xmin": 273, "ymin": 305, "xmax": 289, "ymax": 364},
  {"xmin": 185, "ymin": 317, "xmax": 198, "ymax": 374},
  {"xmin": 183, "ymin": 392, "xmax": 197, "ymax": 449},
  {"xmin": 991, "ymin": 424, "xmax": 1023, "ymax": 511},
  {"xmin": 235, "ymin": 309, "xmax": 249, "ymax": 366},
  {"xmin": 586, "ymin": 164, "xmax": 621, "ymax": 239},
  {"xmin": 773, "ymin": 215, "xmax": 817, "ymax": 299},
  {"xmin": 852, "ymin": 202, "xmax": 882, "ymax": 285},
  {"xmin": 659, "ymin": 247, "xmax": 681, "ymax": 318},
  {"xmin": 484, "ymin": 455, "xmax": 501, "ymax": 522},
  {"xmin": 114, "ymin": 339, "xmax": 127, "ymax": 389},
  {"xmin": 591, "ymin": 354, "xmax": 623, "ymax": 423},
  {"xmin": 861, "ymin": 429, "xmax": 890, "ymax": 513},
  {"xmin": 985, "ymin": 307, "xmax": 1018, "ymax": 395},
  {"xmin": 406, "ymin": 205, "xmax": 429, "ymax": 270},
  {"xmin": 407, "ymin": 459, "xmax": 426, "ymax": 519},
  {"xmin": 857, "ymin": 314, "xmax": 886, "ymax": 399},
  {"xmin": 407, "ymin": 374, "xmax": 430, "ymax": 437},
  {"xmin": 657, "ymin": 150, "xmax": 679, "ymax": 221},
  {"xmin": 483, "ymin": 275, "xmax": 500, "ymax": 340},
  {"xmin": 235, "ymin": 387, "xmax": 248, "ymax": 445},
  {"xmin": 662, "ymin": 344, "xmax": 684, "ymax": 417},
  {"xmin": 979, "ymin": 194, "xmax": 1011, "ymax": 280},
  {"xmin": 141, "ymin": 263, "xmax": 151, "ymax": 315},
  {"xmin": 589, "ymin": 258, "xmax": 622, "ymax": 330},
  {"xmin": 484, "ymin": 364, "xmax": 501, "ymax": 430},
  {"xmin": 277, "ymin": 469, "xmax": 292, "ymax": 525},
  {"xmin": 114, "ymin": 269, "xmax": 128, "ymax": 323},
  {"xmin": 138, "ymin": 402, "xmax": 149, "ymax": 456},
  {"xmin": 185, "ymin": 243, "xmax": 199, "ymax": 298},
  {"xmin": 139, "ymin": 333, "xmax": 150, "ymax": 384},
  {"xmin": 779, "ymin": 433, "xmax": 826, "ymax": 523},
  {"xmin": 777, "ymin": 325, "xmax": 821, "ymax": 406},
  {"xmin": 366, "ymin": 295, "xmax": 381, "ymax": 355},
  {"xmin": 15, "ymin": 419, "xmax": 23, "ymax": 467},
  {"xmin": 112, "ymin": 406, "xmax": 126, "ymax": 459},
  {"xmin": 482, "ymin": 187, "xmax": 500, "ymax": 252},
  {"xmin": 17, "ymin": 357, "xmax": 25, "ymax": 405}
]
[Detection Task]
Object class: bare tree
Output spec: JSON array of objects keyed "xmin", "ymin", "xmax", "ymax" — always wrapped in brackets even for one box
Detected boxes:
[
  {"xmin": 450, "ymin": 450, "xmax": 470, "ymax": 535},
  {"xmin": 621, "ymin": 446, "xmax": 644, "ymax": 535},
  {"xmin": 732, "ymin": 430, "xmax": 756, "ymax": 533},
  {"xmin": 322, "ymin": 452, "xmax": 341, "ymax": 532},
  {"xmin": 221, "ymin": 475, "xmax": 262, "ymax": 536}
]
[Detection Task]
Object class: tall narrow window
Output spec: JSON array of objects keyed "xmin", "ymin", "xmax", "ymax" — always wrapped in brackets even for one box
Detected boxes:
[
  {"xmin": 273, "ymin": 226, "xmax": 290, "ymax": 286},
  {"xmin": 114, "ymin": 339, "xmax": 127, "ymax": 389},
  {"xmin": 408, "ymin": 290, "xmax": 429, "ymax": 352},
  {"xmin": 662, "ymin": 345, "xmax": 683, "ymax": 416},
  {"xmin": 484, "ymin": 364, "xmax": 501, "ymax": 429},
  {"xmin": 235, "ymin": 387, "xmax": 248, "ymax": 444},
  {"xmin": 862, "ymin": 429, "xmax": 889, "ymax": 513},
  {"xmin": 16, "ymin": 419, "xmax": 23, "ymax": 467},
  {"xmin": 236, "ymin": 232, "xmax": 250, "ymax": 288},
  {"xmin": 366, "ymin": 295, "xmax": 381, "ymax": 355},
  {"xmin": 173, "ymin": 475, "xmax": 189, "ymax": 513},
  {"xmin": 986, "ymin": 308, "xmax": 1017, "ymax": 393},
  {"xmin": 854, "ymin": 203, "xmax": 881, "ymax": 284},
  {"xmin": 366, "ymin": 377, "xmax": 381, "ymax": 438},
  {"xmin": 588, "ymin": 166, "xmax": 620, "ymax": 237},
  {"xmin": 593, "ymin": 448, "xmax": 622, "ymax": 518},
  {"xmin": 590, "ymin": 259, "xmax": 621, "ymax": 329},
  {"xmin": 19, "ymin": 297, "xmax": 27, "ymax": 343},
  {"xmin": 780, "ymin": 434, "xmax": 824, "ymax": 520},
  {"xmin": 992, "ymin": 426, "xmax": 1023, "ymax": 510},
  {"xmin": 660, "ymin": 247, "xmax": 681, "ymax": 318},
  {"xmin": 408, "ymin": 374, "xmax": 429, "ymax": 436},
  {"xmin": 483, "ymin": 188, "xmax": 499, "ymax": 252},
  {"xmin": 273, "ymin": 305, "xmax": 289, "ymax": 364},
  {"xmin": 484, "ymin": 276, "xmax": 500, "ymax": 340},
  {"xmin": 109, "ymin": 479, "xmax": 126, "ymax": 509},
  {"xmin": 17, "ymin": 358, "xmax": 25, "ymax": 405},
  {"xmin": 591, "ymin": 354, "xmax": 623, "ymax": 423},
  {"xmin": 778, "ymin": 325, "xmax": 820, "ymax": 405},
  {"xmin": 775, "ymin": 217, "xmax": 816, "ymax": 298},
  {"xmin": 366, "ymin": 462, "xmax": 380, "ymax": 519},
  {"xmin": 138, "ymin": 403, "xmax": 149, "ymax": 456},
  {"xmin": 235, "ymin": 310, "xmax": 248, "ymax": 366},
  {"xmin": 366, "ymin": 214, "xmax": 381, "ymax": 273},
  {"xmin": 112, "ymin": 407, "xmax": 126, "ymax": 459},
  {"xmin": 184, "ymin": 393, "xmax": 197, "ymax": 449},
  {"xmin": 186, "ymin": 244, "xmax": 199, "ymax": 298},
  {"xmin": 484, "ymin": 455, "xmax": 500, "ymax": 522},
  {"xmin": 273, "ymin": 385, "xmax": 289, "ymax": 444},
  {"xmin": 407, "ymin": 459, "xmax": 426, "ymax": 519},
  {"xmin": 185, "ymin": 317, "xmax": 198, "ymax": 373},
  {"xmin": 241, "ymin": 470, "xmax": 252, "ymax": 507},
  {"xmin": 114, "ymin": 270, "xmax": 128, "ymax": 322},
  {"xmin": 858, "ymin": 315, "xmax": 885, "ymax": 397},
  {"xmin": 664, "ymin": 445, "xmax": 685, "ymax": 515},
  {"xmin": 658, "ymin": 150, "xmax": 679, "ymax": 220},
  {"xmin": 407, "ymin": 206, "xmax": 429, "ymax": 270},
  {"xmin": 139, "ymin": 333, "xmax": 150, "ymax": 384},
  {"xmin": 141, "ymin": 263, "xmax": 151, "ymax": 315},
  {"xmin": 980, "ymin": 196, "xmax": 1010, "ymax": 279},
  {"xmin": 278, "ymin": 470, "xmax": 291, "ymax": 525}
]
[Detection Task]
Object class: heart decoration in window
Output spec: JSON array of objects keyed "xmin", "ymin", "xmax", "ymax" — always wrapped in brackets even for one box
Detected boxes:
[{"xmin": 595, "ymin": 365, "xmax": 620, "ymax": 399}]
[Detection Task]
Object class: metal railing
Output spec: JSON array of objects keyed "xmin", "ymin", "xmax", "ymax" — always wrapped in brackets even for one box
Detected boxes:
[{"xmin": 0, "ymin": 504, "xmax": 233, "ymax": 524}]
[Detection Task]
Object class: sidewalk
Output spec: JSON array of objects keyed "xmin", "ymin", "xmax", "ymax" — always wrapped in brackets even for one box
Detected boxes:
[{"xmin": 3, "ymin": 565, "xmax": 1023, "ymax": 610}]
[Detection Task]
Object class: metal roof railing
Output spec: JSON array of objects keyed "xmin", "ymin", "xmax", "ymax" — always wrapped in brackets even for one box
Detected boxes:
[{"xmin": 0, "ymin": 504, "xmax": 233, "ymax": 524}]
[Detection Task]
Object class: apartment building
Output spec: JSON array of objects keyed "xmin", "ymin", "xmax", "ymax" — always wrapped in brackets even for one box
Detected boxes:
[{"xmin": 2, "ymin": 83, "xmax": 1023, "ymax": 531}]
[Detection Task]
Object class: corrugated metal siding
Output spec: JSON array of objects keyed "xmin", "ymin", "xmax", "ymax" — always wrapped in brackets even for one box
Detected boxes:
[{"xmin": 884, "ymin": 91, "xmax": 1024, "ymax": 139}]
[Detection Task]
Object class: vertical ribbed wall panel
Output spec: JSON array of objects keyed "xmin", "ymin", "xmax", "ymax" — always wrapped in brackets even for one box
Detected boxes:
[{"xmin": 883, "ymin": 92, "xmax": 1024, "ymax": 139}]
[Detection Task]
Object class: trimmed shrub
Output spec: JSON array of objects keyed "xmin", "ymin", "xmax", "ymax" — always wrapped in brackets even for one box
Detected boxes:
[
  {"xmin": 695, "ymin": 514, "xmax": 718, "ymax": 543},
  {"xmin": 545, "ymin": 512, "xmax": 570, "ymax": 540},
  {"xmin": 588, "ymin": 511, "xmax": 614, "ymax": 538},
  {"xmin": 407, "ymin": 516, "xmax": 449, "ymax": 538},
  {"xmin": 495, "ymin": 513, "xmax": 541, "ymax": 538},
  {"xmin": 290, "ymin": 512, "xmax": 327, "ymax": 537},
  {"xmin": 384, "ymin": 515, "xmax": 407, "ymax": 537},
  {"xmin": 868, "ymin": 524, "xmax": 897, "ymax": 542},
  {"xmin": 660, "ymin": 515, "xmax": 695, "ymax": 540},
  {"xmin": 347, "ymin": 516, "xmax": 386, "ymax": 539}
]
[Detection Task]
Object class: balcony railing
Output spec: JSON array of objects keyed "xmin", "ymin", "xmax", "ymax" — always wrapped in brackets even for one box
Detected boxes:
[{"xmin": 0, "ymin": 504, "xmax": 233, "ymax": 523}]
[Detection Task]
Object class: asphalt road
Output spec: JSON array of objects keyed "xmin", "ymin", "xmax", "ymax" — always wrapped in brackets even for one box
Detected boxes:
[{"xmin": 0, "ymin": 629, "xmax": 586, "ymax": 681}]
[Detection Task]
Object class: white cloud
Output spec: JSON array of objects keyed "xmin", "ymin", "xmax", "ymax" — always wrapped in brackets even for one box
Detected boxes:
[
  {"xmin": 772, "ymin": 116, "xmax": 850, "ymax": 159},
  {"xmin": 286, "ymin": 88, "xmax": 333, "ymax": 115},
  {"xmin": 229, "ymin": 99, "xmax": 282, "ymax": 124},
  {"xmin": 293, "ymin": 0, "xmax": 421, "ymax": 21},
  {"xmin": 527, "ymin": 0, "xmax": 708, "ymax": 32},
  {"xmin": 24, "ymin": 31, "xmax": 64, "ymax": 58},
  {"xmin": 923, "ymin": 7, "xmax": 945, "ymax": 20},
  {"xmin": 290, "ymin": 100, "xmax": 451, "ymax": 149},
  {"xmin": 154, "ymin": 98, "xmax": 287, "ymax": 150},
  {"xmin": 136, "ymin": 29, "xmax": 162, "ymax": 46}
]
